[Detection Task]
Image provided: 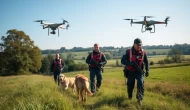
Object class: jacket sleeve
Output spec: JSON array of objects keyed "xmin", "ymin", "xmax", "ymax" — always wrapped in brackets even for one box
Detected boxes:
[
  {"xmin": 143, "ymin": 52, "xmax": 149, "ymax": 71},
  {"xmin": 101, "ymin": 54, "xmax": 107, "ymax": 65},
  {"xmin": 86, "ymin": 53, "xmax": 92, "ymax": 64},
  {"xmin": 121, "ymin": 50, "xmax": 129, "ymax": 65}
]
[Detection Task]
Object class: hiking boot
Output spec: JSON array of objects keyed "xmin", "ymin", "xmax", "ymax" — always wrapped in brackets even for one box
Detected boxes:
[
  {"xmin": 96, "ymin": 87, "xmax": 99, "ymax": 91},
  {"xmin": 128, "ymin": 94, "xmax": 132, "ymax": 100},
  {"xmin": 137, "ymin": 99, "xmax": 142, "ymax": 105},
  {"xmin": 128, "ymin": 96, "xmax": 132, "ymax": 100}
]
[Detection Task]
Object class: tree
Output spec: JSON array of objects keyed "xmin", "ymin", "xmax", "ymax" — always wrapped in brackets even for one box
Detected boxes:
[
  {"xmin": 152, "ymin": 51, "xmax": 157, "ymax": 55},
  {"xmin": 116, "ymin": 59, "xmax": 120, "ymax": 66},
  {"xmin": 60, "ymin": 47, "xmax": 66, "ymax": 53},
  {"xmin": 40, "ymin": 57, "xmax": 50, "ymax": 73},
  {"xmin": 149, "ymin": 61, "xmax": 154, "ymax": 65},
  {"xmin": 167, "ymin": 48, "xmax": 184, "ymax": 63},
  {"xmin": 40, "ymin": 54, "xmax": 54, "ymax": 74},
  {"xmin": 67, "ymin": 52, "xmax": 74, "ymax": 60},
  {"xmin": 0, "ymin": 29, "xmax": 42, "ymax": 75},
  {"xmin": 104, "ymin": 52, "xmax": 112, "ymax": 60}
]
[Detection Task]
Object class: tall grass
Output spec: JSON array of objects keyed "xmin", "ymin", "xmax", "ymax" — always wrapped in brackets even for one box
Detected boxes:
[{"xmin": 0, "ymin": 66, "xmax": 190, "ymax": 110}]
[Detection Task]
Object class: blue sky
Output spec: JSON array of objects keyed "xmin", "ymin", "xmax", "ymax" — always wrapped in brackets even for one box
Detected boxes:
[{"xmin": 0, "ymin": 0, "xmax": 190, "ymax": 50}]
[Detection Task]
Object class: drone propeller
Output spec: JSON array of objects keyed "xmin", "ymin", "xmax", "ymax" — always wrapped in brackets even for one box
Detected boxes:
[
  {"xmin": 64, "ymin": 19, "xmax": 69, "ymax": 23},
  {"xmin": 146, "ymin": 16, "xmax": 154, "ymax": 18},
  {"xmin": 124, "ymin": 19, "xmax": 137, "ymax": 20},
  {"xmin": 124, "ymin": 19, "xmax": 137, "ymax": 26},
  {"xmin": 61, "ymin": 18, "xmax": 69, "ymax": 24},
  {"xmin": 165, "ymin": 16, "xmax": 170, "ymax": 27},
  {"xmin": 166, "ymin": 16, "xmax": 170, "ymax": 21},
  {"xmin": 140, "ymin": 16, "xmax": 154, "ymax": 18},
  {"xmin": 33, "ymin": 20, "xmax": 48, "ymax": 24}
]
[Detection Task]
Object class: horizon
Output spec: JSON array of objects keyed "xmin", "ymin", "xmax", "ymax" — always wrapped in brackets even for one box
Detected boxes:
[
  {"xmin": 41, "ymin": 43, "xmax": 189, "ymax": 50},
  {"xmin": 1, "ymin": 0, "xmax": 190, "ymax": 50}
]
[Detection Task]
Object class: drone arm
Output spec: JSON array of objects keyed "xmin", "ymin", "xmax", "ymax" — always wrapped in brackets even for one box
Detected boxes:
[
  {"xmin": 58, "ymin": 28, "xmax": 59, "ymax": 37},
  {"xmin": 150, "ymin": 24, "xmax": 155, "ymax": 33},
  {"xmin": 141, "ymin": 24, "xmax": 144, "ymax": 33},
  {"xmin": 48, "ymin": 27, "xmax": 49, "ymax": 36},
  {"xmin": 132, "ymin": 21, "xmax": 144, "ymax": 24}
]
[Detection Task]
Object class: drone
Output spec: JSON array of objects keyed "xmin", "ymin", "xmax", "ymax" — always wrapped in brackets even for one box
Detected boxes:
[
  {"xmin": 34, "ymin": 19, "xmax": 69, "ymax": 37},
  {"xmin": 124, "ymin": 16, "xmax": 170, "ymax": 33}
]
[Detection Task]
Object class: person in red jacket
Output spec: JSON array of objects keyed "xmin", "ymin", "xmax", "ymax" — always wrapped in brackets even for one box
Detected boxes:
[
  {"xmin": 86, "ymin": 43, "xmax": 107, "ymax": 94},
  {"xmin": 51, "ymin": 53, "xmax": 64, "ymax": 85},
  {"xmin": 121, "ymin": 38, "xmax": 149, "ymax": 105}
]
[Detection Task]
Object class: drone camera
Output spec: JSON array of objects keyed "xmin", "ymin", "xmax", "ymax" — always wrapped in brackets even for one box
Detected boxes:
[{"xmin": 146, "ymin": 27, "xmax": 152, "ymax": 31}]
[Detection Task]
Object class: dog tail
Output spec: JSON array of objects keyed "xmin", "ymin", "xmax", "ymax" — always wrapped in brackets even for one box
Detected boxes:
[{"xmin": 84, "ymin": 80, "xmax": 93, "ymax": 96}]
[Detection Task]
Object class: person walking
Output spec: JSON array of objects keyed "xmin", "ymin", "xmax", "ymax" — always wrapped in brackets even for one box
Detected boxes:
[
  {"xmin": 51, "ymin": 53, "xmax": 64, "ymax": 85},
  {"xmin": 121, "ymin": 38, "xmax": 149, "ymax": 105},
  {"xmin": 86, "ymin": 43, "xmax": 107, "ymax": 94}
]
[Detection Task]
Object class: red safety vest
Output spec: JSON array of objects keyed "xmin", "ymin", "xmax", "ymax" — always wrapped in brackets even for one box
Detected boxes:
[
  {"xmin": 53, "ymin": 59, "xmax": 62, "ymax": 71},
  {"xmin": 89, "ymin": 52, "xmax": 103, "ymax": 67},
  {"xmin": 126, "ymin": 49, "xmax": 144, "ymax": 71}
]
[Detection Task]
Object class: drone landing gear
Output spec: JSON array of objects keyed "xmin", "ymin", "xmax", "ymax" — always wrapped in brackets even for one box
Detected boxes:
[
  {"xmin": 50, "ymin": 31, "xmax": 56, "ymax": 34},
  {"xmin": 141, "ymin": 24, "xmax": 155, "ymax": 33},
  {"xmin": 149, "ymin": 24, "xmax": 155, "ymax": 33}
]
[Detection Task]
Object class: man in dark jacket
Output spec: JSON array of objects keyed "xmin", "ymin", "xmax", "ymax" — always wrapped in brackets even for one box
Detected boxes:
[
  {"xmin": 121, "ymin": 38, "xmax": 149, "ymax": 105},
  {"xmin": 86, "ymin": 43, "xmax": 107, "ymax": 94},
  {"xmin": 51, "ymin": 53, "xmax": 64, "ymax": 85}
]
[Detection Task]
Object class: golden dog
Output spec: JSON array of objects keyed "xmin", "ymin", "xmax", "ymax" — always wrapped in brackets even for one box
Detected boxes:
[
  {"xmin": 59, "ymin": 74, "xmax": 76, "ymax": 93},
  {"xmin": 75, "ymin": 74, "xmax": 94, "ymax": 102}
]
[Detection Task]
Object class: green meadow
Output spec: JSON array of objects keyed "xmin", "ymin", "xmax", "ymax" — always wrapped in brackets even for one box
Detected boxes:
[
  {"xmin": 0, "ymin": 65, "xmax": 190, "ymax": 110},
  {"xmin": 74, "ymin": 55, "xmax": 190, "ymax": 66}
]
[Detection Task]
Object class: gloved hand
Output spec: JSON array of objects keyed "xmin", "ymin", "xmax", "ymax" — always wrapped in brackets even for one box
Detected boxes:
[
  {"xmin": 145, "ymin": 71, "xmax": 149, "ymax": 77},
  {"xmin": 97, "ymin": 62, "xmax": 103, "ymax": 67},
  {"xmin": 60, "ymin": 68, "xmax": 63, "ymax": 72}
]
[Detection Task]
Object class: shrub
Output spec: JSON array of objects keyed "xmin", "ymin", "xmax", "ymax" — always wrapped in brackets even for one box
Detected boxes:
[{"xmin": 150, "ymin": 61, "xmax": 154, "ymax": 65}]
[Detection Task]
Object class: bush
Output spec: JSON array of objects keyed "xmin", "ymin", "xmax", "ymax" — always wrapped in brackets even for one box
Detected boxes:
[
  {"xmin": 164, "ymin": 58, "xmax": 174, "ymax": 64},
  {"xmin": 150, "ymin": 61, "xmax": 154, "ymax": 65},
  {"xmin": 158, "ymin": 60, "xmax": 165, "ymax": 65},
  {"xmin": 82, "ymin": 57, "xmax": 85, "ymax": 60}
]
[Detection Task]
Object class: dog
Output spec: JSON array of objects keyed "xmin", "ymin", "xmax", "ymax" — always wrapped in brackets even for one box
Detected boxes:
[
  {"xmin": 59, "ymin": 74, "xmax": 76, "ymax": 93},
  {"xmin": 75, "ymin": 74, "xmax": 94, "ymax": 102}
]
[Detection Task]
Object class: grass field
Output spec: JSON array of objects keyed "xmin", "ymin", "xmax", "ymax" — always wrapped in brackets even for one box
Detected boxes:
[
  {"xmin": 74, "ymin": 55, "xmax": 190, "ymax": 66},
  {"xmin": 145, "ymin": 49, "xmax": 170, "ymax": 54},
  {"xmin": 0, "ymin": 65, "xmax": 190, "ymax": 110},
  {"xmin": 43, "ymin": 49, "xmax": 171, "ymax": 60}
]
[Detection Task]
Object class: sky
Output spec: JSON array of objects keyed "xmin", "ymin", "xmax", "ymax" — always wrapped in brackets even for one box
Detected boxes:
[{"xmin": 0, "ymin": 0, "xmax": 190, "ymax": 50}]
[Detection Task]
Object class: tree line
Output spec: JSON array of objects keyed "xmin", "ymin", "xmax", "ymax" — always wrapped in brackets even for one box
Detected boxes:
[
  {"xmin": 0, "ymin": 29, "xmax": 189, "ymax": 76},
  {"xmin": 42, "ymin": 44, "xmax": 190, "ymax": 56}
]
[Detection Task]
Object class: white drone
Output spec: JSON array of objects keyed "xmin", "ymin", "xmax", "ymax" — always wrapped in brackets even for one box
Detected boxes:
[{"xmin": 34, "ymin": 19, "xmax": 69, "ymax": 37}]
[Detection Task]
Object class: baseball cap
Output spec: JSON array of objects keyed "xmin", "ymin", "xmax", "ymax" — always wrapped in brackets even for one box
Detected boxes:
[{"xmin": 134, "ymin": 38, "xmax": 142, "ymax": 45}]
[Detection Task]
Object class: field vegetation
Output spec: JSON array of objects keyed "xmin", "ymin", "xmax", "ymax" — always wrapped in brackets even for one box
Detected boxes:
[{"xmin": 0, "ymin": 65, "xmax": 190, "ymax": 110}]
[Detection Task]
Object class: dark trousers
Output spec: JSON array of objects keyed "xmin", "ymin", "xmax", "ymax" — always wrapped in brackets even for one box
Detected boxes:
[
  {"xmin": 90, "ymin": 68, "xmax": 102, "ymax": 93},
  {"xmin": 53, "ymin": 71, "xmax": 61, "ymax": 85},
  {"xmin": 127, "ymin": 71, "xmax": 144, "ymax": 100}
]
